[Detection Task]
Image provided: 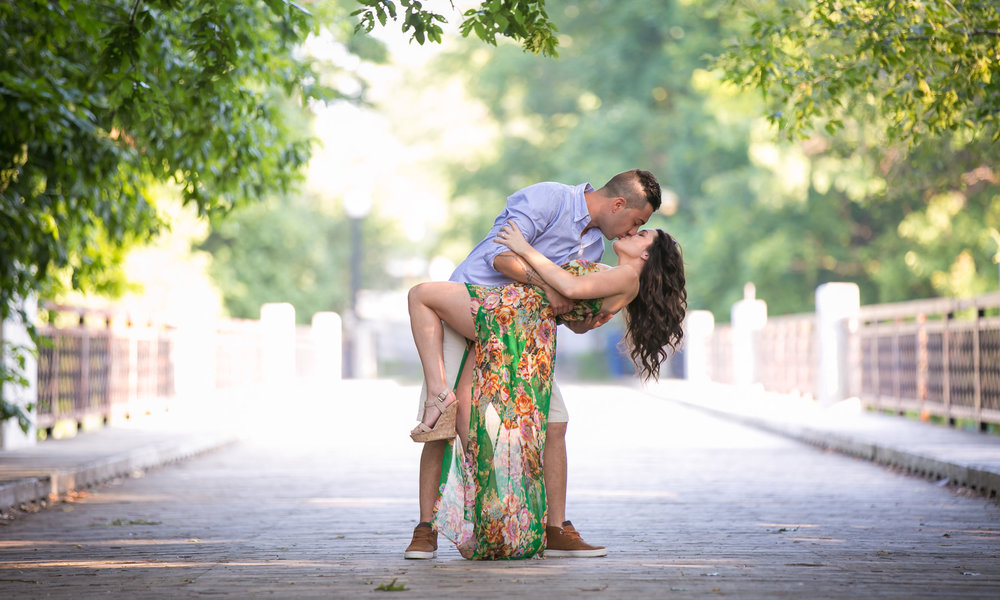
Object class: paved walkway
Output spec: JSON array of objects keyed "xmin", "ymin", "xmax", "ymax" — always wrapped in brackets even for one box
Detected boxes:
[
  {"xmin": 648, "ymin": 379, "xmax": 1000, "ymax": 500},
  {"xmin": 0, "ymin": 379, "xmax": 998, "ymax": 599}
]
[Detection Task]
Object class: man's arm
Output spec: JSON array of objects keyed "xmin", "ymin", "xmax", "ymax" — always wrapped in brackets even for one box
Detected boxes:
[{"xmin": 493, "ymin": 252, "xmax": 575, "ymax": 315}]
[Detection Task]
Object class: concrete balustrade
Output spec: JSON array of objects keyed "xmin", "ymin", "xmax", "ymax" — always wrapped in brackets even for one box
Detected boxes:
[
  {"xmin": 0, "ymin": 296, "xmax": 38, "ymax": 450},
  {"xmin": 730, "ymin": 283, "xmax": 767, "ymax": 387},
  {"xmin": 816, "ymin": 283, "xmax": 861, "ymax": 405}
]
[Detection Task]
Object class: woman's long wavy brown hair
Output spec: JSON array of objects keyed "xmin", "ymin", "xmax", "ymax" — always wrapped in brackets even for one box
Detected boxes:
[{"xmin": 622, "ymin": 230, "xmax": 687, "ymax": 380}]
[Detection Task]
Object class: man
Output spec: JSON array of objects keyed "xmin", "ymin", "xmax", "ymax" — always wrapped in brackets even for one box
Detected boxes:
[{"xmin": 405, "ymin": 169, "xmax": 661, "ymax": 559}]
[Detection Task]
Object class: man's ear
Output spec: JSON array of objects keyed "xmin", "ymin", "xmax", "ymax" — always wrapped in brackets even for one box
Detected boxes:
[{"xmin": 611, "ymin": 197, "xmax": 626, "ymax": 213}]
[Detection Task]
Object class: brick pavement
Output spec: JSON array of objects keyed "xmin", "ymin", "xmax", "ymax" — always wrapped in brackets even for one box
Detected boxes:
[{"xmin": 0, "ymin": 379, "xmax": 998, "ymax": 599}]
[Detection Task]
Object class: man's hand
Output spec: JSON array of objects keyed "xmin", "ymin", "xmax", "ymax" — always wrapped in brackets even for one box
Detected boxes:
[
  {"xmin": 563, "ymin": 311, "xmax": 614, "ymax": 334},
  {"xmin": 543, "ymin": 284, "xmax": 574, "ymax": 316}
]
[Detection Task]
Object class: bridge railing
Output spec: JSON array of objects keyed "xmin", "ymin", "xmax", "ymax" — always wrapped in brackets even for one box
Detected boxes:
[
  {"xmin": 31, "ymin": 304, "xmax": 338, "ymax": 436},
  {"xmin": 756, "ymin": 312, "xmax": 816, "ymax": 397},
  {"xmin": 707, "ymin": 324, "xmax": 733, "ymax": 385},
  {"xmin": 35, "ymin": 306, "xmax": 175, "ymax": 431},
  {"xmin": 692, "ymin": 289, "xmax": 1000, "ymax": 430},
  {"xmin": 212, "ymin": 318, "xmax": 266, "ymax": 392},
  {"xmin": 855, "ymin": 293, "xmax": 1000, "ymax": 428}
]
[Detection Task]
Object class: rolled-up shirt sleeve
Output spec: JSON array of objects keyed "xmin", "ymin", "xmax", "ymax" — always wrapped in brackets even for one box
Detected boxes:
[{"xmin": 482, "ymin": 192, "xmax": 551, "ymax": 272}]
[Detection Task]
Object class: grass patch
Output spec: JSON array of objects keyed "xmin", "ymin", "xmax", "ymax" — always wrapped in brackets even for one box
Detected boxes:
[
  {"xmin": 375, "ymin": 578, "xmax": 407, "ymax": 591},
  {"xmin": 109, "ymin": 518, "xmax": 161, "ymax": 526}
]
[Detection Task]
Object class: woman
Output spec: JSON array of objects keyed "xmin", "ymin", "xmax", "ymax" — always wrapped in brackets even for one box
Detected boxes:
[{"xmin": 407, "ymin": 221, "xmax": 686, "ymax": 559}]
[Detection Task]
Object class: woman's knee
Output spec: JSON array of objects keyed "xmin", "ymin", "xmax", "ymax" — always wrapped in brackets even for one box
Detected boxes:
[{"xmin": 408, "ymin": 282, "xmax": 433, "ymax": 308}]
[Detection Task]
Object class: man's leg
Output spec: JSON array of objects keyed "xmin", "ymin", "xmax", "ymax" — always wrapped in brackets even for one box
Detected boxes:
[
  {"xmin": 405, "ymin": 324, "xmax": 471, "ymax": 559},
  {"xmin": 417, "ymin": 441, "xmax": 446, "ymax": 522},
  {"xmin": 543, "ymin": 421, "xmax": 568, "ymax": 526},
  {"xmin": 544, "ymin": 382, "xmax": 606, "ymax": 557}
]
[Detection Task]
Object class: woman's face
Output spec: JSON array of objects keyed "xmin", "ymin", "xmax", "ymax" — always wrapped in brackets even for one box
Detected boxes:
[{"xmin": 612, "ymin": 228, "xmax": 658, "ymax": 259}]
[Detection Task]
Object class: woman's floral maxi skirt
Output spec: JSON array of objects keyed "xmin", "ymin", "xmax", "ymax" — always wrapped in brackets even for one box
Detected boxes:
[
  {"xmin": 432, "ymin": 260, "xmax": 601, "ymax": 560},
  {"xmin": 432, "ymin": 282, "xmax": 555, "ymax": 559}
]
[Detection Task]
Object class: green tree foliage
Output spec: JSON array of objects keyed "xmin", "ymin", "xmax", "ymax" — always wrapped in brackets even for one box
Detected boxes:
[
  {"xmin": 1, "ymin": 0, "xmax": 345, "ymax": 320},
  {"xmin": 715, "ymin": 0, "xmax": 1000, "ymax": 144},
  {"xmin": 198, "ymin": 195, "xmax": 403, "ymax": 323},
  {"xmin": 0, "ymin": 0, "xmax": 375, "ymax": 420},
  {"xmin": 0, "ymin": 339, "xmax": 32, "ymax": 433},
  {"xmin": 858, "ymin": 133, "xmax": 1000, "ymax": 300},
  {"xmin": 353, "ymin": 0, "xmax": 558, "ymax": 56},
  {"xmin": 712, "ymin": 0, "xmax": 1000, "ymax": 303},
  {"xmin": 416, "ymin": 0, "xmax": 999, "ymax": 321}
]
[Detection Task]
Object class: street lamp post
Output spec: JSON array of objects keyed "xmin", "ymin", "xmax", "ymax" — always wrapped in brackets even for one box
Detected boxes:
[
  {"xmin": 349, "ymin": 214, "xmax": 362, "ymax": 318},
  {"xmin": 343, "ymin": 187, "xmax": 373, "ymax": 379}
]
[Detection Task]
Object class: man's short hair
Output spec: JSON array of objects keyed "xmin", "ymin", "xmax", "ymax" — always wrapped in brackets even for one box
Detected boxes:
[{"xmin": 604, "ymin": 169, "xmax": 661, "ymax": 212}]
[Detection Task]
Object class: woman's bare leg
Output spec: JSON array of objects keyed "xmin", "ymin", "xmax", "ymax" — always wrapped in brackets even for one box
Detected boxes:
[{"xmin": 408, "ymin": 281, "xmax": 476, "ymax": 431}]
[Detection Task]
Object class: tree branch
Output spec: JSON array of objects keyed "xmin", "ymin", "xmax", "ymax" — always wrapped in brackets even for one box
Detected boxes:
[{"xmin": 129, "ymin": 0, "xmax": 143, "ymax": 24}]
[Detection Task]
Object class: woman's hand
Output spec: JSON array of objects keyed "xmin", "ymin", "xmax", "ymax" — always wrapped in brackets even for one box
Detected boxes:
[
  {"xmin": 563, "ymin": 310, "xmax": 615, "ymax": 333},
  {"xmin": 494, "ymin": 220, "xmax": 531, "ymax": 254}
]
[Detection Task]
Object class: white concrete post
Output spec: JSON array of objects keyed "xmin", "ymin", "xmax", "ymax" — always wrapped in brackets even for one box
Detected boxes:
[
  {"xmin": 311, "ymin": 312, "xmax": 343, "ymax": 383},
  {"xmin": 731, "ymin": 283, "xmax": 768, "ymax": 386},
  {"xmin": 1, "ymin": 296, "xmax": 38, "ymax": 449},
  {"xmin": 816, "ymin": 283, "xmax": 861, "ymax": 405},
  {"xmin": 353, "ymin": 321, "xmax": 379, "ymax": 379},
  {"xmin": 260, "ymin": 303, "xmax": 296, "ymax": 384},
  {"xmin": 170, "ymin": 319, "xmax": 217, "ymax": 408},
  {"xmin": 684, "ymin": 310, "xmax": 715, "ymax": 382}
]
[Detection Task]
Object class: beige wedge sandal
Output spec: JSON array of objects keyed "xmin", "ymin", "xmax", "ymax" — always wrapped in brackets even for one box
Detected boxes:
[{"xmin": 410, "ymin": 389, "xmax": 458, "ymax": 443}]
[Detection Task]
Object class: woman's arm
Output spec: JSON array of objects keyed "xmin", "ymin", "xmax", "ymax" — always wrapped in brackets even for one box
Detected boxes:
[
  {"xmin": 493, "ymin": 252, "xmax": 576, "ymax": 315},
  {"xmin": 494, "ymin": 221, "xmax": 637, "ymax": 301}
]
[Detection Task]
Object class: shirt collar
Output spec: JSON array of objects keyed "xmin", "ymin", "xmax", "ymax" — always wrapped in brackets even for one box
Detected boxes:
[{"xmin": 574, "ymin": 182, "xmax": 595, "ymax": 224}]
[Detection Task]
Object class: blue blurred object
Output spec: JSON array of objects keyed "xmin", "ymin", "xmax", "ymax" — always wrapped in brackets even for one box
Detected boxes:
[{"xmin": 606, "ymin": 334, "xmax": 631, "ymax": 378}]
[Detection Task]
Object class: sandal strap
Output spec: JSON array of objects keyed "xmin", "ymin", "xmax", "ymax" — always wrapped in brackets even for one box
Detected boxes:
[{"xmin": 424, "ymin": 388, "xmax": 452, "ymax": 413}]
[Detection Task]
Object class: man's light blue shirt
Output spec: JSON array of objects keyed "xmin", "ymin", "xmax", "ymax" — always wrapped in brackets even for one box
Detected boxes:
[{"xmin": 449, "ymin": 182, "xmax": 605, "ymax": 286}]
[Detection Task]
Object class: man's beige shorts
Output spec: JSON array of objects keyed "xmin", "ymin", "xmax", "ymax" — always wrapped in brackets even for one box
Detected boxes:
[{"xmin": 416, "ymin": 323, "xmax": 568, "ymax": 423}]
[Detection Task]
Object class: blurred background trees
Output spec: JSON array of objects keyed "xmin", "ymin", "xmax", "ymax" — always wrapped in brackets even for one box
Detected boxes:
[
  {"xmin": 1, "ymin": 0, "xmax": 385, "ymax": 415},
  {"xmin": 198, "ymin": 193, "xmax": 405, "ymax": 322},
  {"xmin": 4, "ymin": 0, "xmax": 999, "ymax": 381},
  {"xmin": 1, "ymin": 0, "xmax": 359, "ymax": 318},
  {"xmin": 404, "ymin": 0, "xmax": 1000, "ymax": 318}
]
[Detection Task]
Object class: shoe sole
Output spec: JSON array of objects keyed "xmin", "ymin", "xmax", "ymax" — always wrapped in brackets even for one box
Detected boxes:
[
  {"xmin": 403, "ymin": 550, "xmax": 437, "ymax": 559},
  {"xmin": 544, "ymin": 548, "xmax": 608, "ymax": 558},
  {"xmin": 411, "ymin": 402, "xmax": 458, "ymax": 443}
]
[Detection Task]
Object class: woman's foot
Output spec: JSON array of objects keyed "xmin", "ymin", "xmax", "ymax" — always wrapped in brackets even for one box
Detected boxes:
[{"xmin": 410, "ymin": 389, "xmax": 458, "ymax": 442}]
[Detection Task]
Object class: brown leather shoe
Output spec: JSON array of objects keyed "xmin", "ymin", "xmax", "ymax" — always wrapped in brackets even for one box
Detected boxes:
[
  {"xmin": 403, "ymin": 523, "xmax": 438, "ymax": 559},
  {"xmin": 544, "ymin": 521, "xmax": 607, "ymax": 557}
]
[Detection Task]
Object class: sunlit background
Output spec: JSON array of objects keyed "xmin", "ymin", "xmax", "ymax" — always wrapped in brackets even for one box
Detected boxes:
[
  {"xmin": 76, "ymin": 2, "xmax": 1000, "ymax": 340},
  {"xmin": 3, "ymin": 10, "xmax": 1000, "ymax": 597},
  {"xmin": 31, "ymin": 0, "xmax": 1000, "ymax": 390}
]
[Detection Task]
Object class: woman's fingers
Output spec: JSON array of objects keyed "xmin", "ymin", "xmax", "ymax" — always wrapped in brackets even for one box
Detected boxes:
[
  {"xmin": 502, "ymin": 220, "xmax": 521, "ymax": 238},
  {"xmin": 494, "ymin": 226, "xmax": 511, "ymax": 245},
  {"xmin": 494, "ymin": 221, "xmax": 522, "ymax": 248}
]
